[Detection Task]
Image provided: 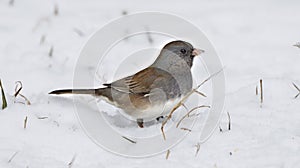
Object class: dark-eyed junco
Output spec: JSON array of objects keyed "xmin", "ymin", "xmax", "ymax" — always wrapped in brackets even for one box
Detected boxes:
[{"xmin": 49, "ymin": 40, "xmax": 204, "ymax": 127}]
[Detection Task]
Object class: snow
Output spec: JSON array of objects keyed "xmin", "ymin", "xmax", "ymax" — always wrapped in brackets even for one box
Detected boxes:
[{"xmin": 1, "ymin": 0, "xmax": 300, "ymax": 167}]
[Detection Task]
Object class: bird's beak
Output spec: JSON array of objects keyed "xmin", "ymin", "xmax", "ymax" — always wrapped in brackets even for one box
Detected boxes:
[{"xmin": 192, "ymin": 48, "xmax": 205, "ymax": 56}]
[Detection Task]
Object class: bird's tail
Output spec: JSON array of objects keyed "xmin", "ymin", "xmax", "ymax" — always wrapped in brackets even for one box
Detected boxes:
[
  {"xmin": 49, "ymin": 89, "xmax": 98, "ymax": 95},
  {"xmin": 49, "ymin": 87, "xmax": 114, "ymax": 103}
]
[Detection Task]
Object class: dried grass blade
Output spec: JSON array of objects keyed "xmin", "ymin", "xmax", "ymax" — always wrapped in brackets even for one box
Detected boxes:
[{"xmin": 0, "ymin": 79, "xmax": 7, "ymax": 110}]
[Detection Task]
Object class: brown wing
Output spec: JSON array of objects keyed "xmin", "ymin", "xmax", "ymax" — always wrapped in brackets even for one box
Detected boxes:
[{"xmin": 103, "ymin": 67, "xmax": 171, "ymax": 94}]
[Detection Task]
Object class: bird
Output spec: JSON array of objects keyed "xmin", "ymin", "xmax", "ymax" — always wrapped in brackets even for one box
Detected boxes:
[{"xmin": 49, "ymin": 40, "xmax": 204, "ymax": 128}]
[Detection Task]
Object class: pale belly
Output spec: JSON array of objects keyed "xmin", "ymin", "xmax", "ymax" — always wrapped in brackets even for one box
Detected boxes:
[{"xmin": 122, "ymin": 97, "xmax": 183, "ymax": 121}]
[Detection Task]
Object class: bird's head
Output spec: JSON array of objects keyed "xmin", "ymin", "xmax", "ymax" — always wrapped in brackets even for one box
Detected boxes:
[{"xmin": 157, "ymin": 40, "xmax": 204, "ymax": 68}]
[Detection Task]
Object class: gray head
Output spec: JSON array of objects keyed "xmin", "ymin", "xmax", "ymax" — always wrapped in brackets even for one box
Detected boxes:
[{"xmin": 155, "ymin": 40, "xmax": 204, "ymax": 68}]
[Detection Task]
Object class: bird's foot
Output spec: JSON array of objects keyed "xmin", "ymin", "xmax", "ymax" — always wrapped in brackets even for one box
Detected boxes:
[
  {"xmin": 137, "ymin": 119, "xmax": 144, "ymax": 128},
  {"xmin": 156, "ymin": 116, "xmax": 166, "ymax": 122}
]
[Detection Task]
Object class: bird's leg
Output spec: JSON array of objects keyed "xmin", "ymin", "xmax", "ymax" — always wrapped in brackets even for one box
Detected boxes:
[{"xmin": 137, "ymin": 118, "xmax": 144, "ymax": 128}]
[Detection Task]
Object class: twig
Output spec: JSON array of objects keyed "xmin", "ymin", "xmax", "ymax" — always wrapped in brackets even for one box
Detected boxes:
[
  {"xmin": 293, "ymin": 42, "xmax": 300, "ymax": 48},
  {"xmin": 0, "ymin": 79, "xmax": 7, "ymax": 110},
  {"xmin": 145, "ymin": 27, "xmax": 153, "ymax": 44},
  {"xmin": 14, "ymin": 101, "xmax": 25, "ymax": 105},
  {"xmin": 255, "ymin": 86, "xmax": 258, "ymax": 95},
  {"xmin": 180, "ymin": 127, "xmax": 192, "ymax": 132},
  {"xmin": 227, "ymin": 111, "xmax": 231, "ymax": 131},
  {"xmin": 122, "ymin": 10, "xmax": 128, "ymax": 15},
  {"xmin": 219, "ymin": 126, "xmax": 223, "ymax": 132},
  {"xmin": 49, "ymin": 46, "xmax": 54, "ymax": 57},
  {"xmin": 194, "ymin": 90, "xmax": 207, "ymax": 97},
  {"xmin": 54, "ymin": 4, "xmax": 59, "ymax": 16},
  {"xmin": 73, "ymin": 28, "xmax": 85, "ymax": 37},
  {"xmin": 24, "ymin": 116, "xmax": 28, "ymax": 129},
  {"xmin": 37, "ymin": 116, "xmax": 48, "ymax": 120},
  {"xmin": 188, "ymin": 112, "xmax": 201, "ymax": 118},
  {"xmin": 68, "ymin": 154, "xmax": 76, "ymax": 168},
  {"xmin": 293, "ymin": 83, "xmax": 300, "ymax": 92},
  {"xmin": 40, "ymin": 34, "xmax": 46, "ymax": 45},
  {"xmin": 181, "ymin": 103, "xmax": 189, "ymax": 113},
  {"xmin": 294, "ymin": 93, "xmax": 300, "ymax": 99},
  {"xmin": 161, "ymin": 101, "xmax": 184, "ymax": 140},
  {"xmin": 292, "ymin": 83, "xmax": 300, "ymax": 99},
  {"xmin": 14, "ymin": 81, "xmax": 31, "ymax": 105},
  {"xmin": 19, "ymin": 94, "xmax": 31, "ymax": 105},
  {"xmin": 14, "ymin": 81, "xmax": 22, "ymax": 97},
  {"xmin": 195, "ymin": 143, "xmax": 201, "ymax": 156},
  {"xmin": 194, "ymin": 68, "xmax": 224, "ymax": 91},
  {"xmin": 176, "ymin": 105, "xmax": 210, "ymax": 128},
  {"xmin": 161, "ymin": 68, "xmax": 223, "ymax": 140},
  {"xmin": 8, "ymin": 151, "xmax": 19, "ymax": 163},
  {"xmin": 260, "ymin": 79, "xmax": 263, "ymax": 106},
  {"xmin": 122, "ymin": 136, "xmax": 137, "ymax": 144},
  {"xmin": 165, "ymin": 150, "xmax": 170, "ymax": 160}
]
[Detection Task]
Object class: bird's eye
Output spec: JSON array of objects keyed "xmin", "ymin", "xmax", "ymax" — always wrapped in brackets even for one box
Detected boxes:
[{"xmin": 180, "ymin": 49, "xmax": 187, "ymax": 54}]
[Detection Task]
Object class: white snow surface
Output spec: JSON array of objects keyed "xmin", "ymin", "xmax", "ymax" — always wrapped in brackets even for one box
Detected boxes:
[{"xmin": 1, "ymin": 0, "xmax": 300, "ymax": 167}]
